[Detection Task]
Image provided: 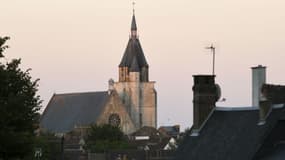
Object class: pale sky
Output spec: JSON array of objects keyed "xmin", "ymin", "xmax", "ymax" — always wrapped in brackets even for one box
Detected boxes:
[{"xmin": 1, "ymin": 0, "xmax": 285, "ymax": 130}]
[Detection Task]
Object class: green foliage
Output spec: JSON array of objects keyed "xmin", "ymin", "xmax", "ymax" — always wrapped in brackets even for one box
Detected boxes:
[
  {"xmin": 0, "ymin": 36, "xmax": 42, "ymax": 159},
  {"xmin": 0, "ymin": 36, "xmax": 9, "ymax": 57},
  {"xmin": 86, "ymin": 124, "xmax": 131, "ymax": 153},
  {"xmin": 29, "ymin": 133, "xmax": 62, "ymax": 160}
]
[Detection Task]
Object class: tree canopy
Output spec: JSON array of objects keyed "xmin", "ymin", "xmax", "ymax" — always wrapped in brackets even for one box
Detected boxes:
[
  {"xmin": 86, "ymin": 124, "xmax": 132, "ymax": 153},
  {"xmin": 0, "ymin": 36, "xmax": 42, "ymax": 159}
]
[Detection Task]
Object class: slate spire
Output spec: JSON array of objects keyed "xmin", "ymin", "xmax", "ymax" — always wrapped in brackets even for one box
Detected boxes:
[
  {"xmin": 131, "ymin": 14, "xmax": 137, "ymax": 31},
  {"xmin": 118, "ymin": 8, "xmax": 149, "ymax": 82},
  {"xmin": 130, "ymin": 57, "xmax": 140, "ymax": 72},
  {"xmin": 131, "ymin": 13, "xmax": 137, "ymax": 38}
]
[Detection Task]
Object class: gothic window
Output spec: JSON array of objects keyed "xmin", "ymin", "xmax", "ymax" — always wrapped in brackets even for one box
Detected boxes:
[{"xmin": 108, "ymin": 113, "xmax": 121, "ymax": 127}]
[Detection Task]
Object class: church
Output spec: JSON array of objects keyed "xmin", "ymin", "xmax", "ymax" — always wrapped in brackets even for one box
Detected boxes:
[{"xmin": 40, "ymin": 12, "xmax": 157, "ymax": 135}]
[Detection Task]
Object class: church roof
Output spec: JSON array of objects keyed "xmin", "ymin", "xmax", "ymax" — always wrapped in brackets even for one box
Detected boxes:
[
  {"xmin": 131, "ymin": 14, "xmax": 137, "ymax": 31},
  {"xmin": 40, "ymin": 91, "xmax": 109, "ymax": 133},
  {"xmin": 175, "ymin": 105, "xmax": 285, "ymax": 160},
  {"xmin": 119, "ymin": 14, "xmax": 148, "ymax": 68},
  {"xmin": 119, "ymin": 38, "xmax": 148, "ymax": 68},
  {"xmin": 130, "ymin": 57, "xmax": 140, "ymax": 72}
]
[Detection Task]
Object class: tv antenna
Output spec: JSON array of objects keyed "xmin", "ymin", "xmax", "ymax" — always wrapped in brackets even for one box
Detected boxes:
[{"xmin": 205, "ymin": 44, "xmax": 216, "ymax": 75}]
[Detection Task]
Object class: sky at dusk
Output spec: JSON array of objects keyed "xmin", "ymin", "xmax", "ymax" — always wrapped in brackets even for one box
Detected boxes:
[{"xmin": 1, "ymin": 0, "xmax": 285, "ymax": 130}]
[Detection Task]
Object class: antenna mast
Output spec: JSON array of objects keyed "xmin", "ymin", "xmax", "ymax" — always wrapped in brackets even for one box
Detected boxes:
[{"xmin": 205, "ymin": 44, "xmax": 216, "ymax": 75}]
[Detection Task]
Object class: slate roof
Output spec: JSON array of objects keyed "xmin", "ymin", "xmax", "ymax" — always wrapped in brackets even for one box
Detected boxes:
[
  {"xmin": 129, "ymin": 126, "xmax": 171, "ymax": 150},
  {"xmin": 131, "ymin": 14, "xmax": 137, "ymax": 31},
  {"xmin": 40, "ymin": 91, "xmax": 109, "ymax": 133},
  {"xmin": 130, "ymin": 57, "xmax": 140, "ymax": 72},
  {"xmin": 159, "ymin": 125, "xmax": 180, "ymax": 138},
  {"xmin": 257, "ymin": 145, "xmax": 285, "ymax": 160},
  {"xmin": 119, "ymin": 38, "xmax": 148, "ymax": 68},
  {"xmin": 254, "ymin": 120, "xmax": 285, "ymax": 160},
  {"xmin": 175, "ymin": 105, "xmax": 285, "ymax": 160},
  {"xmin": 119, "ymin": 14, "xmax": 148, "ymax": 68},
  {"xmin": 131, "ymin": 126, "xmax": 162, "ymax": 137},
  {"xmin": 262, "ymin": 84, "xmax": 285, "ymax": 104}
]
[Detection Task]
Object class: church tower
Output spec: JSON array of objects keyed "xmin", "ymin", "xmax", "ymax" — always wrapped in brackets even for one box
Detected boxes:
[{"xmin": 114, "ymin": 11, "xmax": 157, "ymax": 130}]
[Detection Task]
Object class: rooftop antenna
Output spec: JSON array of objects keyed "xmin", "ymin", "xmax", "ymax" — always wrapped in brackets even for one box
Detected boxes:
[{"xmin": 205, "ymin": 44, "xmax": 216, "ymax": 75}]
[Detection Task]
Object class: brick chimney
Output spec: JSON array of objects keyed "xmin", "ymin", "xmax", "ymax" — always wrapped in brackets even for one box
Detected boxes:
[
  {"xmin": 192, "ymin": 75, "xmax": 218, "ymax": 135},
  {"xmin": 252, "ymin": 65, "xmax": 266, "ymax": 107}
]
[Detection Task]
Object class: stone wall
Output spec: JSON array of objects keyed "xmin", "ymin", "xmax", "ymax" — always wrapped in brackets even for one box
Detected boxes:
[
  {"xmin": 96, "ymin": 91, "xmax": 136, "ymax": 134},
  {"xmin": 114, "ymin": 81, "xmax": 157, "ymax": 129}
]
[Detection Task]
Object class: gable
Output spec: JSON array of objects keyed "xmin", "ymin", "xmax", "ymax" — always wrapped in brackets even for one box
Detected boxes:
[{"xmin": 96, "ymin": 91, "xmax": 136, "ymax": 134}]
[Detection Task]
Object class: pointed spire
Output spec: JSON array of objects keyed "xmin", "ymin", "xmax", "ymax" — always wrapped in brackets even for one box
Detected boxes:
[
  {"xmin": 131, "ymin": 2, "xmax": 137, "ymax": 38},
  {"xmin": 131, "ymin": 14, "xmax": 137, "ymax": 31}
]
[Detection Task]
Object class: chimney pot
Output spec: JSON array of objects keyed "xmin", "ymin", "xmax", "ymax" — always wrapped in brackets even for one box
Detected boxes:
[{"xmin": 251, "ymin": 65, "xmax": 266, "ymax": 107}]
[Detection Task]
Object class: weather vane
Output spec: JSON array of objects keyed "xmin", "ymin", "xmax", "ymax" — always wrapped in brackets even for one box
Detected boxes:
[{"xmin": 205, "ymin": 44, "xmax": 216, "ymax": 75}]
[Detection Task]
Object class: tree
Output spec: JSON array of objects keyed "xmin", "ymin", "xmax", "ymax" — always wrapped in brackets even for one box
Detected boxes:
[
  {"xmin": 32, "ymin": 132, "xmax": 62, "ymax": 160},
  {"xmin": 85, "ymin": 124, "xmax": 132, "ymax": 153},
  {"xmin": 0, "ymin": 37, "xmax": 9, "ymax": 58},
  {"xmin": 0, "ymin": 36, "xmax": 42, "ymax": 159}
]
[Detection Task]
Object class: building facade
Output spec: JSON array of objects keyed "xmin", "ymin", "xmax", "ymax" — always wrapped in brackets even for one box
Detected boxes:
[
  {"xmin": 40, "ymin": 12, "xmax": 157, "ymax": 135},
  {"xmin": 113, "ymin": 12, "xmax": 157, "ymax": 130}
]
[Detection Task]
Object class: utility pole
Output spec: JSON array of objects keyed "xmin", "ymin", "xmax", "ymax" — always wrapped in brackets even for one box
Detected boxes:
[{"xmin": 205, "ymin": 44, "xmax": 216, "ymax": 75}]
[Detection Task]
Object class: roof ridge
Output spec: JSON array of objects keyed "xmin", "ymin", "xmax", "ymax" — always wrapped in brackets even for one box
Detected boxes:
[{"xmin": 54, "ymin": 91, "xmax": 108, "ymax": 96}]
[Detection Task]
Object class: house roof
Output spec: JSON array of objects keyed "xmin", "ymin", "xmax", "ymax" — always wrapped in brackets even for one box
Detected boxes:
[
  {"xmin": 40, "ymin": 91, "xmax": 109, "ymax": 133},
  {"xmin": 158, "ymin": 125, "xmax": 180, "ymax": 137},
  {"xmin": 262, "ymin": 84, "xmax": 285, "ymax": 104},
  {"xmin": 254, "ymin": 120, "xmax": 285, "ymax": 160},
  {"xmin": 131, "ymin": 126, "xmax": 161, "ymax": 137},
  {"xmin": 256, "ymin": 145, "xmax": 285, "ymax": 160},
  {"xmin": 129, "ymin": 126, "xmax": 172, "ymax": 150},
  {"xmin": 175, "ymin": 105, "xmax": 285, "ymax": 160}
]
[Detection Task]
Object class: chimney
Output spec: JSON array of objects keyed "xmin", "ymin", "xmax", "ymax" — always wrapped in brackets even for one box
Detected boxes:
[
  {"xmin": 251, "ymin": 65, "xmax": 266, "ymax": 107},
  {"xmin": 258, "ymin": 100, "xmax": 272, "ymax": 125},
  {"xmin": 191, "ymin": 75, "xmax": 219, "ymax": 136}
]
